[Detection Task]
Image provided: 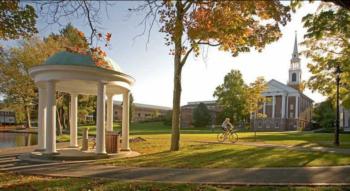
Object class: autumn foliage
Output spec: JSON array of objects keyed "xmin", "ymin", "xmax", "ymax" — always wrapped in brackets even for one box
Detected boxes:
[{"xmin": 65, "ymin": 30, "xmax": 113, "ymax": 70}]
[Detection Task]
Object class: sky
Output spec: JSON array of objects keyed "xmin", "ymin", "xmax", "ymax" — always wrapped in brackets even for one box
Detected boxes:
[{"xmin": 4, "ymin": 1, "xmax": 326, "ymax": 107}]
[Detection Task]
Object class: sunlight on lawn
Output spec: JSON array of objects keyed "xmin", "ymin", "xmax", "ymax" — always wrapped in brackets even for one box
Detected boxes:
[{"xmin": 97, "ymin": 122, "xmax": 350, "ymax": 168}]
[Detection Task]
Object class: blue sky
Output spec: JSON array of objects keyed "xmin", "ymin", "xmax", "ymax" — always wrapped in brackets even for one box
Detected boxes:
[{"xmin": 4, "ymin": 1, "xmax": 325, "ymax": 107}]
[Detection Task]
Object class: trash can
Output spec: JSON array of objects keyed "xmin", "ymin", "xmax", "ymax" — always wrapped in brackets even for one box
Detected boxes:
[
  {"xmin": 81, "ymin": 128, "xmax": 89, "ymax": 151},
  {"xmin": 106, "ymin": 131, "xmax": 121, "ymax": 153}
]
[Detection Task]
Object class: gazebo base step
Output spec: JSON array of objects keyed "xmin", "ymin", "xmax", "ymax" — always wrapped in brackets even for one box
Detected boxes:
[{"xmin": 20, "ymin": 147, "xmax": 139, "ymax": 162}]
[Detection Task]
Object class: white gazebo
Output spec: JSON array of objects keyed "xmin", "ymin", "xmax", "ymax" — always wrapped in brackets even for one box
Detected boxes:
[{"xmin": 29, "ymin": 51, "xmax": 134, "ymax": 155}]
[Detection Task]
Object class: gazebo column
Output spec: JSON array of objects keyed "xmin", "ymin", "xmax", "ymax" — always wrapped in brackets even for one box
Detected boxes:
[
  {"xmin": 45, "ymin": 80, "xmax": 57, "ymax": 154},
  {"xmin": 106, "ymin": 94, "xmax": 114, "ymax": 132},
  {"xmin": 69, "ymin": 93, "xmax": 78, "ymax": 147},
  {"xmin": 96, "ymin": 82, "xmax": 106, "ymax": 154},
  {"xmin": 121, "ymin": 91, "xmax": 130, "ymax": 151},
  {"xmin": 37, "ymin": 86, "xmax": 47, "ymax": 151}
]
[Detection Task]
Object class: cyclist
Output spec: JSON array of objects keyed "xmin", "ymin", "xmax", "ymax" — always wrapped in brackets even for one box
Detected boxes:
[{"xmin": 221, "ymin": 118, "xmax": 234, "ymax": 132}]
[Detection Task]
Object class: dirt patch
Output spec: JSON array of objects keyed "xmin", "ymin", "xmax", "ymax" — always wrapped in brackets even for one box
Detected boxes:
[{"xmin": 130, "ymin": 137, "xmax": 146, "ymax": 143}]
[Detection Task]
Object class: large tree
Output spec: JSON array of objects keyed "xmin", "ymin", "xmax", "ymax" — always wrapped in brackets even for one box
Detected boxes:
[
  {"xmin": 313, "ymin": 100, "xmax": 336, "ymax": 130},
  {"xmin": 1, "ymin": 0, "xmax": 110, "ymax": 44},
  {"xmin": 302, "ymin": 4, "xmax": 350, "ymax": 108},
  {"xmin": 0, "ymin": 24, "xmax": 91, "ymax": 129},
  {"xmin": 0, "ymin": 37, "xmax": 62, "ymax": 127},
  {"xmin": 214, "ymin": 70, "xmax": 248, "ymax": 123},
  {"xmin": 246, "ymin": 77, "xmax": 268, "ymax": 119},
  {"xmin": 192, "ymin": 102, "xmax": 211, "ymax": 127},
  {"xmin": 137, "ymin": 1, "xmax": 290, "ymax": 151},
  {"xmin": 245, "ymin": 77, "xmax": 267, "ymax": 140},
  {"xmin": 0, "ymin": 0, "xmax": 37, "ymax": 40},
  {"xmin": 47, "ymin": 23, "xmax": 91, "ymax": 135},
  {"xmin": 214, "ymin": 71, "xmax": 267, "ymax": 124}
]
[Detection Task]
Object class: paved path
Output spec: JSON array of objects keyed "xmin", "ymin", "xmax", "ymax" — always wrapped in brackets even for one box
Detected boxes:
[
  {"xmin": 0, "ymin": 142, "xmax": 70, "ymax": 172},
  {"xmin": 4, "ymin": 163, "xmax": 350, "ymax": 186},
  {"xmin": 1, "ymin": 142, "xmax": 350, "ymax": 186}
]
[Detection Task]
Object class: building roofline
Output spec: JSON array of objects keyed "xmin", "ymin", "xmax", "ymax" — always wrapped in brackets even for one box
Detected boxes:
[
  {"xmin": 186, "ymin": 100, "xmax": 217, "ymax": 105},
  {"xmin": 113, "ymin": 101, "xmax": 171, "ymax": 110}
]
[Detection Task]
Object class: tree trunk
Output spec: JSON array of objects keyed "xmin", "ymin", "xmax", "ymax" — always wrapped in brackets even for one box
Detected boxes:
[
  {"xmin": 56, "ymin": 108, "xmax": 63, "ymax": 136},
  {"xmin": 63, "ymin": 105, "xmax": 69, "ymax": 131},
  {"xmin": 170, "ymin": 58, "xmax": 182, "ymax": 151},
  {"xmin": 24, "ymin": 105, "xmax": 32, "ymax": 129},
  {"xmin": 170, "ymin": 0, "xmax": 184, "ymax": 151}
]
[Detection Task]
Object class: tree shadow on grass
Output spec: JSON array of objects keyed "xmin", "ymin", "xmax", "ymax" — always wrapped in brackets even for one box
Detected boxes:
[
  {"xmin": 0, "ymin": 173, "xmax": 219, "ymax": 191},
  {"xmin": 110, "ymin": 143, "xmax": 348, "ymax": 168}
]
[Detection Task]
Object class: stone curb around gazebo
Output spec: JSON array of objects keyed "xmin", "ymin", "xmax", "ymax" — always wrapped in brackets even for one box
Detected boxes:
[{"xmin": 18, "ymin": 149, "xmax": 140, "ymax": 163}]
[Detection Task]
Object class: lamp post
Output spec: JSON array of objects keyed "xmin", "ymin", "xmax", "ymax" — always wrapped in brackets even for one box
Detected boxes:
[{"xmin": 334, "ymin": 64, "xmax": 341, "ymax": 146}]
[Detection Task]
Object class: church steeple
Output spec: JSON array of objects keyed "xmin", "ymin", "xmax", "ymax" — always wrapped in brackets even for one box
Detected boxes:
[
  {"xmin": 288, "ymin": 31, "xmax": 303, "ymax": 92},
  {"xmin": 291, "ymin": 31, "xmax": 300, "ymax": 63}
]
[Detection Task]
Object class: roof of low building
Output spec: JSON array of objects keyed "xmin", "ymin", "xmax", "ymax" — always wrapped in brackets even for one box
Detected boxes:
[
  {"xmin": 113, "ymin": 101, "xmax": 171, "ymax": 111},
  {"xmin": 186, "ymin": 101, "xmax": 217, "ymax": 105}
]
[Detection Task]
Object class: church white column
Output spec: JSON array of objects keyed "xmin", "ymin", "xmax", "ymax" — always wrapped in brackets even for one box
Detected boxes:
[
  {"xmin": 263, "ymin": 101, "xmax": 266, "ymax": 115},
  {"xmin": 295, "ymin": 96, "xmax": 299, "ymax": 119},
  {"xmin": 45, "ymin": 80, "xmax": 57, "ymax": 154},
  {"xmin": 106, "ymin": 94, "xmax": 114, "ymax": 132},
  {"xmin": 121, "ymin": 91, "xmax": 130, "ymax": 151},
  {"xmin": 96, "ymin": 82, "xmax": 106, "ymax": 154},
  {"xmin": 69, "ymin": 93, "xmax": 78, "ymax": 147},
  {"xmin": 286, "ymin": 96, "xmax": 289, "ymax": 119},
  {"xmin": 272, "ymin": 95, "xmax": 276, "ymax": 118},
  {"xmin": 37, "ymin": 86, "xmax": 47, "ymax": 151},
  {"xmin": 281, "ymin": 95, "xmax": 286, "ymax": 119}
]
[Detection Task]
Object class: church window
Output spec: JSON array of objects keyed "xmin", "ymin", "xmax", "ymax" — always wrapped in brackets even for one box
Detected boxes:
[
  {"xmin": 292, "ymin": 73, "xmax": 297, "ymax": 82},
  {"xmin": 290, "ymin": 112, "xmax": 294, "ymax": 118}
]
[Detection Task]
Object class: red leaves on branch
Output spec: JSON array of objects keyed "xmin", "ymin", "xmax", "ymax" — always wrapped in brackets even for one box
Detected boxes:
[
  {"xmin": 65, "ymin": 30, "xmax": 113, "ymax": 70},
  {"xmin": 106, "ymin": 32, "xmax": 112, "ymax": 42}
]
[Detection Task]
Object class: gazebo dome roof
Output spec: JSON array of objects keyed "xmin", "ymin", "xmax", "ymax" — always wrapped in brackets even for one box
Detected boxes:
[{"xmin": 44, "ymin": 51, "xmax": 122, "ymax": 72}]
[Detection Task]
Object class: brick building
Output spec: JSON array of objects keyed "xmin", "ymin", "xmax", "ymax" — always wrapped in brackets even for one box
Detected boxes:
[
  {"xmin": 0, "ymin": 109, "xmax": 16, "ymax": 125},
  {"xmin": 181, "ymin": 101, "xmax": 221, "ymax": 128},
  {"xmin": 113, "ymin": 101, "xmax": 170, "ymax": 122}
]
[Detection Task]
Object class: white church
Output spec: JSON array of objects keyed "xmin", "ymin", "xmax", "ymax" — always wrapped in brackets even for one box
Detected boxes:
[{"xmin": 251, "ymin": 33, "xmax": 314, "ymax": 131}]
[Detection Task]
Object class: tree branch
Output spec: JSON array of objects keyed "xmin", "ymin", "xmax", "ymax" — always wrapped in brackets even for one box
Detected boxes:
[
  {"xmin": 82, "ymin": 0, "xmax": 95, "ymax": 45},
  {"xmin": 180, "ymin": 47, "xmax": 193, "ymax": 67},
  {"xmin": 183, "ymin": 0, "xmax": 193, "ymax": 12},
  {"xmin": 197, "ymin": 40, "xmax": 221, "ymax": 47}
]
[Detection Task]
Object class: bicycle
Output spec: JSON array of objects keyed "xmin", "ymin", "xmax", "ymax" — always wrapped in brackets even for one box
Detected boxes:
[{"xmin": 217, "ymin": 127, "xmax": 238, "ymax": 143}]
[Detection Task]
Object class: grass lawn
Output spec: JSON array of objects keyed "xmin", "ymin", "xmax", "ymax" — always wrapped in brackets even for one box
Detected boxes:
[
  {"xmin": 96, "ymin": 122, "xmax": 350, "ymax": 168},
  {"xmin": 1, "ymin": 172, "xmax": 349, "ymax": 191}
]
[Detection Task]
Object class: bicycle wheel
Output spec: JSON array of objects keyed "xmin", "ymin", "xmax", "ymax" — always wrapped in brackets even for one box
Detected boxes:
[
  {"xmin": 229, "ymin": 132, "xmax": 238, "ymax": 143},
  {"xmin": 217, "ymin": 133, "xmax": 226, "ymax": 142}
]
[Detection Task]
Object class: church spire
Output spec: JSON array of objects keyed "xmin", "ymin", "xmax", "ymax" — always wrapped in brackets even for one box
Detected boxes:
[{"xmin": 291, "ymin": 31, "xmax": 300, "ymax": 63}]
